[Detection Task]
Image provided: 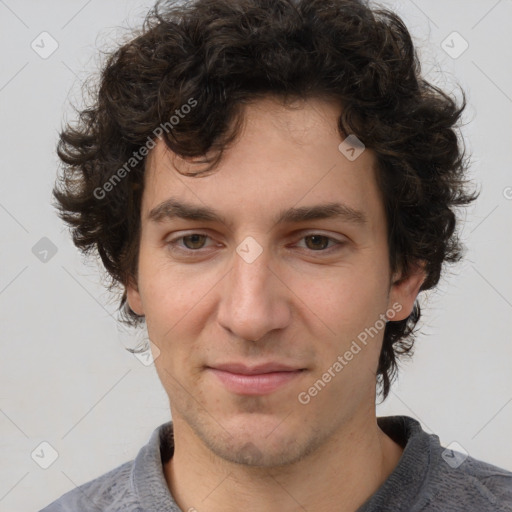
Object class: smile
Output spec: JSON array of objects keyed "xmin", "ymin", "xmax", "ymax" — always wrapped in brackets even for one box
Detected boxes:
[{"xmin": 206, "ymin": 368, "xmax": 306, "ymax": 395}]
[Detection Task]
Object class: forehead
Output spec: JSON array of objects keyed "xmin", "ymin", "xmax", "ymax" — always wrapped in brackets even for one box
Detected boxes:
[{"xmin": 142, "ymin": 97, "xmax": 384, "ymax": 230}]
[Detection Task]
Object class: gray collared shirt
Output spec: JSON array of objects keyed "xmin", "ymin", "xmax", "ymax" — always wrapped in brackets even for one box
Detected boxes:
[{"xmin": 40, "ymin": 416, "xmax": 512, "ymax": 511}]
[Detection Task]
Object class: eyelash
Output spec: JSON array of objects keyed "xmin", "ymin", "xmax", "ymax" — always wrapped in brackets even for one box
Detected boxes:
[{"xmin": 166, "ymin": 232, "xmax": 345, "ymax": 256}]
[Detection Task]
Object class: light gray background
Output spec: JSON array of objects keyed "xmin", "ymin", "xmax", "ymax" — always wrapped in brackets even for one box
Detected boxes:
[{"xmin": 1, "ymin": 1, "xmax": 511, "ymax": 510}]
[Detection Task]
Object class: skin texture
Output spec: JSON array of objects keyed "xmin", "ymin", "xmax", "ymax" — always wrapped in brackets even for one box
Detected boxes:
[{"xmin": 127, "ymin": 96, "xmax": 425, "ymax": 512}]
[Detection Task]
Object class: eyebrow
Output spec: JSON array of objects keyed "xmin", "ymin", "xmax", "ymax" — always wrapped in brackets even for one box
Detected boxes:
[{"xmin": 147, "ymin": 199, "xmax": 367, "ymax": 227}]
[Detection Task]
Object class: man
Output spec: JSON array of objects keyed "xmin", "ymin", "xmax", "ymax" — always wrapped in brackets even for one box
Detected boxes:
[{"xmin": 42, "ymin": 0, "xmax": 512, "ymax": 510}]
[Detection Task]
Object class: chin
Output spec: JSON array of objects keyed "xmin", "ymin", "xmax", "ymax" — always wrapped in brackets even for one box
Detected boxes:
[
  {"xmin": 194, "ymin": 413, "xmax": 322, "ymax": 468},
  {"xmin": 207, "ymin": 434, "xmax": 307, "ymax": 468}
]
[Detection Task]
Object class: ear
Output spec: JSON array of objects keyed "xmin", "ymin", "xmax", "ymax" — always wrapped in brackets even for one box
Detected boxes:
[
  {"xmin": 387, "ymin": 261, "xmax": 426, "ymax": 321},
  {"xmin": 126, "ymin": 278, "xmax": 145, "ymax": 316}
]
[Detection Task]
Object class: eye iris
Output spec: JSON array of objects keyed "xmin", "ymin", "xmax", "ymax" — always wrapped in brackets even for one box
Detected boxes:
[
  {"xmin": 305, "ymin": 235, "xmax": 329, "ymax": 250},
  {"xmin": 183, "ymin": 234, "xmax": 206, "ymax": 249},
  {"xmin": 180, "ymin": 235, "xmax": 331, "ymax": 251}
]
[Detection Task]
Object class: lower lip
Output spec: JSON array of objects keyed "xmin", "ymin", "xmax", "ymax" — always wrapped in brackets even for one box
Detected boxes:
[{"xmin": 207, "ymin": 368, "xmax": 304, "ymax": 395}]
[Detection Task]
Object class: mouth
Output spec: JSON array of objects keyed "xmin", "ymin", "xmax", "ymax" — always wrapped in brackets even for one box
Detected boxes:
[{"xmin": 205, "ymin": 363, "xmax": 307, "ymax": 395}]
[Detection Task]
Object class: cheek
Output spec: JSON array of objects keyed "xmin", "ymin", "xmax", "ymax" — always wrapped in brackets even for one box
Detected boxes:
[
  {"xmin": 138, "ymin": 245, "xmax": 209, "ymax": 324},
  {"xmin": 137, "ymin": 253, "xmax": 220, "ymax": 366},
  {"xmin": 303, "ymin": 267, "xmax": 389, "ymax": 338}
]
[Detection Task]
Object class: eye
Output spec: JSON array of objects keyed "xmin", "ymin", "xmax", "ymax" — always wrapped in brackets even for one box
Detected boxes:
[
  {"xmin": 180, "ymin": 234, "xmax": 209, "ymax": 250},
  {"xmin": 166, "ymin": 232, "xmax": 345, "ymax": 257},
  {"xmin": 295, "ymin": 234, "xmax": 343, "ymax": 252},
  {"xmin": 167, "ymin": 233, "xmax": 214, "ymax": 252}
]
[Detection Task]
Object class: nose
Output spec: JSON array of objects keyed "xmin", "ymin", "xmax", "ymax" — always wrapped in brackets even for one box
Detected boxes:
[{"xmin": 216, "ymin": 244, "xmax": 291, "ymax": 342}]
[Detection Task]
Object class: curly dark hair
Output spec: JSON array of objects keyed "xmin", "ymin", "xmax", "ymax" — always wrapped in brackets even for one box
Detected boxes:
[{"xmin": 54, "ymin": 0, "xmax": 478, "ymax": 400}]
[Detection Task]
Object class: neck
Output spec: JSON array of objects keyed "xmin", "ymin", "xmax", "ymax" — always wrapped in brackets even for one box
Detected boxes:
[{"xmin": 164, "ymin": 411, "xmax": 404, "ymax": 512}]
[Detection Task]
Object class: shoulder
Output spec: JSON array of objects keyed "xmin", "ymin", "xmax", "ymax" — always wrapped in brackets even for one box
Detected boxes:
[
  {"xmin": 39, "ymin": 421, "xmax": 176, "ymax": 512},
  {"xmin": 39, "ymin": 460, "xmax": 140, "ymax": 512},
  {"xmin": 422, "ymin": 452, "xmax": 512, "ymax": 511},
  {"xmin": 368, "ymin": 416, "xmax": 512, "ymax": 511},
  {"xmin": 405, "ymin": 416, "xmax": 512, "ymax": 511}
]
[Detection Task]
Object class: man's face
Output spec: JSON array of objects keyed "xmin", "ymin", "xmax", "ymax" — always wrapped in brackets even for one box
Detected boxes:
[{"xmin": 128, "ymin": 97, "xmax": 421, "ymax": 467}]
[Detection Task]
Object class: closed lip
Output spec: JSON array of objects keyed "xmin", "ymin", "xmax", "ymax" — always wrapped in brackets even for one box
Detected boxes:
[{"xmin": 206, "ymin": 363, "xmax": 306, "ymax": 375}]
